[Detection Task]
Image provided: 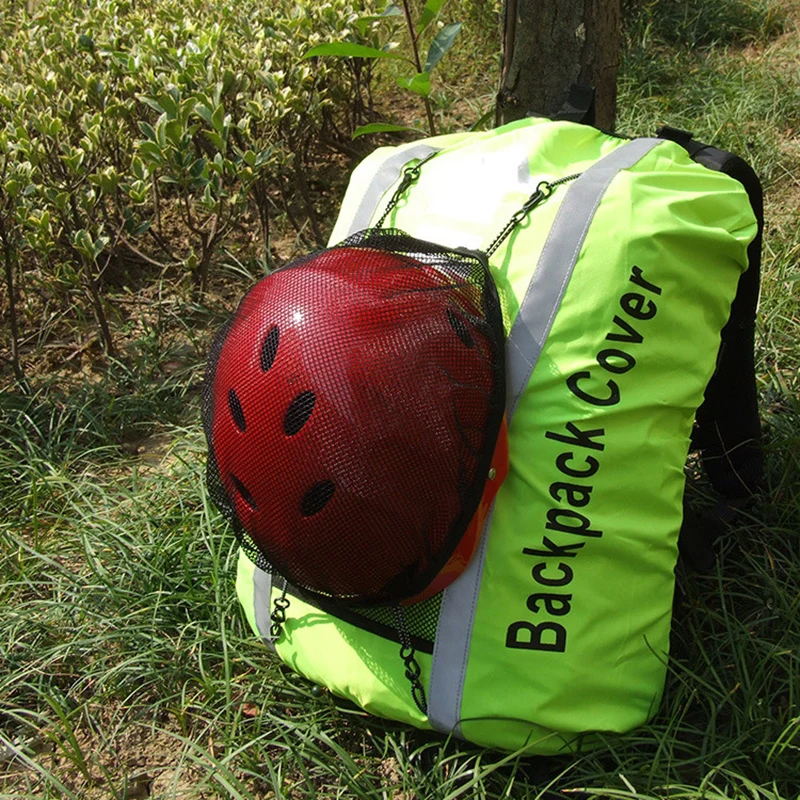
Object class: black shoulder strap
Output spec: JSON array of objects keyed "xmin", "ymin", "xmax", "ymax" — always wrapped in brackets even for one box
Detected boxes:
[
  {"xmin": 657, "ymin": 125, "xmax": 764, "ymax": 499},
  {"xmin": 657, "ymin": 126, "xmax": 764, "ymax": 569}
]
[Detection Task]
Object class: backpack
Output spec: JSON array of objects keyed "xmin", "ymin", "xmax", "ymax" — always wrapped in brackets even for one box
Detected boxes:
[{"xmin": 233, "ymin": 116, "xmax": 763, "ymax": 753}]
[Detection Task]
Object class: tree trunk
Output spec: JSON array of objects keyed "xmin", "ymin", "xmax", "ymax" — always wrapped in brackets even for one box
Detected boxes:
[{"xmin": 497, "ymin": 0, "xmax": 620, "ymax": 131}]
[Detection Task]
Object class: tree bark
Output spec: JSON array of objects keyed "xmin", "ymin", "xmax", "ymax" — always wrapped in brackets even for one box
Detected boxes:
[{"xmin": 497, "ymin": 0, "xmax": 620, "ymax": 131}]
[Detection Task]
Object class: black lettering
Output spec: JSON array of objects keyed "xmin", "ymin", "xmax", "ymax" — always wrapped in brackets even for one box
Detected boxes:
[
  {"xmin": 549, "ymin": 481, "xmax": 593, "ymax": 507},
  {"xmin": 506, "ymin": 621, "xmax": 567, "ymax": 652},
  {"xmin": 605, "ymin": 314, "xmax": 644, "ymax": 344},
  {"xmin": 531, "ymin": 561, "xmax": 573, "ymax": 586},
  {"xmin": 526, "ymin": 593, "xmax": 573, "ymax": 615},
  {"xmin": 629, "ymin": 265, "xmax": 662, "ymax": 295},
  {"xmin": 523, "ymin": 538, "xmax": 585, "ymax": 559},
  {"xmin": 566, "ymin": 371, "xmax": 620, "ymax": 406},
  {"xmin": 555, "ymin": 451, "xmax": 600, "ymax": 478},
  {"xmin": 545, "ymin": 508, "xmax": 603, "ymax": 538},
  {"xmin": 597, "ymin": 348, "xmax": 636, "ymax": 374},
  {"xmin": 620, "ymin": 292, "xmax": 657, "ymax": 320},
  {"xmin": 545, "ymin": 421, "xmax": 606, "ymax": 451}
]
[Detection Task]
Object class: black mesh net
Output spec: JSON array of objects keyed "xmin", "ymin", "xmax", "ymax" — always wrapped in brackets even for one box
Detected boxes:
[
  {"xmin": 287, "ymin": 582, "xmax": 442, "ymax": 653},
  {"xmin": 203, "ymin": 228, "xmax": 505, "ymax": 606}
]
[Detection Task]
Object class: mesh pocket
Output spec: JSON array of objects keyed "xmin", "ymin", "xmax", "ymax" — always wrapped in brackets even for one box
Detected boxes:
[{"xmin": 204, "ymin": 228, "xmax": 505, "ymax": 606}]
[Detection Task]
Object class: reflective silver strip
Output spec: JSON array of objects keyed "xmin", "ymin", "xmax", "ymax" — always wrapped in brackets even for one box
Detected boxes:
[
  {"xmin": 427, "ymin": 505, "xmax": 495, "ymax": 735},
  {"xmin": 506, "ymin": 137, "xmax": 663, "ymax": 419},
  {"xmin": 343, "ymin": 144, "xmax": 440, "ymax": 236},
  {"xmin": 427, "ymin": 137, "xmax": 663, "ymax": 735},
  {"xmin": 253, "ymin": 566, "xmax": 276, "ymax": 652}
]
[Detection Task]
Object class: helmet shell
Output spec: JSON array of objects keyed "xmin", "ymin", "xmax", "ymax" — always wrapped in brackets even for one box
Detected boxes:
[{"xmin": 206, "ymin": 236, "xmax": 505, "ymax": 604}]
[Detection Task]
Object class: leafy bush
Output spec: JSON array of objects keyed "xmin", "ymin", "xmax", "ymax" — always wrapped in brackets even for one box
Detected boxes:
[{"xmin": 0, "ymin": 0, "xmax": 376, "ymax": 373}]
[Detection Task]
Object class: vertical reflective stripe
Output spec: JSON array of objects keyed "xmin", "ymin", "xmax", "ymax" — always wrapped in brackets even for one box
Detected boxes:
[
  {"xmin": 253, "ymin": 566, "xmax": 276, "ymax": 651},
  {"xmin": 343, "ymin": 144, "xmax": 440, "ymax": 236},
  {"xmin": 428, "ymin": 505, "xmax": 495, "ymax": 735},
  {"xmin": 427, "ymin": 137, "xmax": 664, "ymax": 735}
]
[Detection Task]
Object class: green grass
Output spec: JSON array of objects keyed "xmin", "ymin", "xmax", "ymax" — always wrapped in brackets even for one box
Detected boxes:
[{"xmin": 2, "ymin": 0, "xmax": 800, "ymax": 797}]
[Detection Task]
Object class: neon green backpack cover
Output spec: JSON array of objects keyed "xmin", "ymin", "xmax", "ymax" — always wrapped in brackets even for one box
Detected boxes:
[{"xmin": 234, "ymin": 117, "xmax": 758, "ymax": 753}]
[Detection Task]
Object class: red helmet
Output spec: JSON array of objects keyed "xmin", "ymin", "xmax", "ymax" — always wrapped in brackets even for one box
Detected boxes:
[{"xmin": 204, "ymin": 231, "xmax": 506, "ymax": 605}]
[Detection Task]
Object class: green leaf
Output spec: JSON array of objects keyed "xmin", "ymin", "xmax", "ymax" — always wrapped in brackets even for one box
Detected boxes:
[
  {"xmin": 352, "ymin": 122, "xmax": 423, "ymax": 139},
  {"xmin": 469, "ymin": 107, "xmax": 495, "ymax": 131},
  {"xmin": 206, "ymin": 131, "xmax": 227, "ymax": 153},
  {"xmin": 195, "ymin": 103, "xmax": 214, "ymax": 125},
  {"xmin": 93, "ymin": 235, "xmax": 109, "ymax": 260},
  {"xmin": 77, "ymin": 34, "xmax": 95, "ymax": 52},
  {"xmin": 424, "ymin": 22, "xmax": 462, "ymax": 73},
  {"xmin": 160, "ymin": 92, "xmax": 178, "ymax": 119},
  {"xmin": 137, "ymin": 141, "xmax": 163, "ymax": 163},
  {"xmin": 138, "ymin": 121, "xmax": 157, "ymax": 142},
  {"xmin": 189, "ymin": 158, "xmax": 207, "ymax": 179},
  {"xmin": 90, "ymin": 167, "xmax": 119, "ymax": 194},
  {"xmin": 303, "ymin": 43, "xmax": 403, "ymax": 60},
  {"xmin": 254, "ymin": 149, "xmax": 274, "ymax": 168},
  {"xmin": 72, "ymin": 229, "xmax": 94, "ymax": 259},
  {"xmin": 126, "ymin": 181, "xmax": 149, "ymax": 203},
  {"xmin": 156, "ymin": 116, "xmax": 167, "ymax": 148},
  {"xmin": 396, "ymin": 71, "xmax": 431, "ymax": 97},
  {"xmin": 419, "ymin": 0, "xmax": 446, "ymax": 34},
  {"xmin": 164, "ymin": 119, "xmax": 183, "ymax": 146},
  {"xmin": 131, "ymin": 156, "xmax": 147, "ymax": 180},
  {"xmin": 356, "ymin": 4, "xmax": 403, "ymax": 33},
  {"xmin": 139, "ymin": 96, "xmax": 165, "ymax": 115},
  {"xmin": 166, "ymin": 85, "xmax": 181, "ymax": 107},
  {"xmin": 211, "ymin": 104, "xmax": 225, "ymax": 134}
]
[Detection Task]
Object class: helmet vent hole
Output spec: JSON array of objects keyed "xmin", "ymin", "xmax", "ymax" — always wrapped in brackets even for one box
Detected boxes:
[
  {"xmin": 260, "ymin": 326, "xmax": 280, "ymax": 372},
  {"xmin": 301, "ymin": 480, "xmax": 335, "ymax": 517},
  {"xmin": 446, "ymin": 307, "xmax": 474, "ymax": 348},
  {"xmin": 284, "ymin": 390, "xmax": 316, "ymax": 436},
  {"xmin": 230, "ymin": 473, "xmax": 257, "ymax": 511},
  {"xmin": 228, "ymin": 389, "xmax": 246, "ymax": 431}
]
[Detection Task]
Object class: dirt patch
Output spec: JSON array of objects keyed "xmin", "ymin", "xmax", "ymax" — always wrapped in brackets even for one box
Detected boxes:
[
  {"xmin": 1, "ymin": 705, "xmax": 225, "ymax": 799},
  {"xmin": 741, "ymin": 0, "xmax": 800, "ymax": 64}
]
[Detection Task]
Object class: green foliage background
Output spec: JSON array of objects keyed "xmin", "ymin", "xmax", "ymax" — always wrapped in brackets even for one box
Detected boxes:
[
  {"xmin": 1, "ymin": 0, "xmax": 380, "ymax": 362},
  {"xmin": 1, "ymin": 0, "xmax": 799, "ymax": 798}
]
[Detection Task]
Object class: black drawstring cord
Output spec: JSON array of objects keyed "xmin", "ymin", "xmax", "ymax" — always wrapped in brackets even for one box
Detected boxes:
[
  {"xmin": 484, "ymin": 173, "xmax": 582, "ymax": 257},
  {"xmin": 393, "ymin": 605, "xmax": 428, "ymax": 715},
  {"xmin": 374, "ymin": 151, "xmax": 439, "ymax": 229},
  {"xmin": 374, "ymin": 157, "xmax": 581, "ymax": 257},
  {"xmin": 270, "ymin": 583, "xmax": 291, "ymax": 639}
]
